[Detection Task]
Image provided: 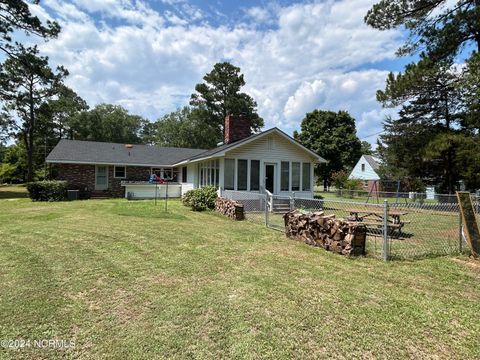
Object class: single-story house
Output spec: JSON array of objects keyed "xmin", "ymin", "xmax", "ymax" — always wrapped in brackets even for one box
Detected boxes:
[
  {"xmin": 348, "ymin": 155, "xmax": 381, "ymax": 192},
  {"xmin": 46, "ymin": 114, "xmax": 326, "ymax": 199}
]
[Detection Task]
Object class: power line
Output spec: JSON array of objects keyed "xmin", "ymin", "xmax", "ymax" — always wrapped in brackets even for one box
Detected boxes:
[{"xmin": 360, "ymin": 130, "xmax": 384, "ymax": 140}]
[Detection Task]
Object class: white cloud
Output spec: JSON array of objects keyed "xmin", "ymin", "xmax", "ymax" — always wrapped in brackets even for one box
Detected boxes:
[
  {"xmin": 284, "ymin": 80, "xmax": 327, "ymax": 121},
  {"xmin": 32, "ymin": 0, "xmax": 403, "ymax": 144}
]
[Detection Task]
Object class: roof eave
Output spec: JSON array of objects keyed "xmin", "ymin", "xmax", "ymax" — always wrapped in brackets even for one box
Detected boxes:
[{"xmin": 46, "ymin": 159, "xmax": 176, "ymax": 167}]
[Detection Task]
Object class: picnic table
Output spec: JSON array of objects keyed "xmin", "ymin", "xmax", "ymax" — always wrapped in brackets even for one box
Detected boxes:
[{"xmin": 346, "ymin": 208, "xmax": 409, "ymax": 228}]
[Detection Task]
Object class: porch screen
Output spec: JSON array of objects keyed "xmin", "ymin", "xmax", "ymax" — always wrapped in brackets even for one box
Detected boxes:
[
  {"xmin": 281, "ymin": 162, "xmax": 289, "ymax": 191},
  {"xmin": 250, "ymin": 160, "xmax": 260, "ymax": 191},
  {"xmin": 292, "ymin": 162, "xmax": 300, "ymax": 191},
  {"xmin": 224, "ymin": 159, "xmax": 235, "ymax": 190},
  {"xmin": 199, "ymin": 160, "xmax": 219, "ymax": 187},
  {"xmin": 302, "ymin": 163, "xmax": 311, "ymax": 191},
  {"xmin": 237, "ymin": 159, "xmax": 248, "ymax": 191}
]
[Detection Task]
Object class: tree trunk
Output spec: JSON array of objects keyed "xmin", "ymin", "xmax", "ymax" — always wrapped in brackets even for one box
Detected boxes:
[
  {"xmin": 444, "ymin": 96, "xmax": 454, "ymax": 194},
  {"xmin": 26, "ymin": 82, "xmax": 35, "ymax": 182}
]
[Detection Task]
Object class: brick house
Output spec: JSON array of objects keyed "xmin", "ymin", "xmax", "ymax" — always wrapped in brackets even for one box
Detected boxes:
[{"xmin": 46, "ymin": 115, "xmax": 326, "ymax": 199}]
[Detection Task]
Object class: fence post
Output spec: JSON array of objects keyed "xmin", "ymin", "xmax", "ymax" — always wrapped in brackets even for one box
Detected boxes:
[
  {"xmin": 383, "ymin": 199, "xmax": 389, "ymax": 261},
  {"xmin": 459, "ymin": 213, "xmax": 463, "ymax": 253},
  {"xmin": 265, "ymin": 194, "xmax": 269, "ymax": 227}
]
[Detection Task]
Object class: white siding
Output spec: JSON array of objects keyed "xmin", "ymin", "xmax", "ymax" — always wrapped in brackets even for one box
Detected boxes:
[
  {"xmin": 186, "ymin": 163, "xmax": 197, "ymax": 186},
  {"xmin": 223, "ymin": 132, "xmax": 316, "ymax": 197},
  {"xmin": 349, "ymin": 155, "xmax": 380, "ymax": 181}
]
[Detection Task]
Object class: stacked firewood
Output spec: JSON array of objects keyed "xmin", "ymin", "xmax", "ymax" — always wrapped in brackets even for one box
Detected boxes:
[
  {"xmin": 283, "ymin": 210, "xmax": 366, "ymax": 256},
  {"xmin": 215, "ymin": 197, "xmax": 245, "ymax": 220}
]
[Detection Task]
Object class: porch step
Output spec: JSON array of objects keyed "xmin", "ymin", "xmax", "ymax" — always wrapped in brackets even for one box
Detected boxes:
[
  {"xmin": 90, "ymin": 192, "xmax": 111, "ymax": 199},
  {"xmin": 272, "ymin": 204, "xmax": 291, "ymax": 214}
]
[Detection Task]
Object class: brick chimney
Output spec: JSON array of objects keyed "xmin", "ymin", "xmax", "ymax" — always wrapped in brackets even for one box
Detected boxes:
[{"xmin": 224, "ymin": 114, "xmax": 251, "ymax": 144}]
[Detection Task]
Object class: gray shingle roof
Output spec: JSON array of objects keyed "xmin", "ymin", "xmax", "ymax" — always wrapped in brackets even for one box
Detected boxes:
[
  {"xmin": 47, "ymin": 128, "xmax": 326, "ymax": 167},
  {"xmin": 46, "ymin": 139, "xmax": 206, "ymax": 166},
  {"xmin": 364, "ymin": 155, "xmax": 381, "ymax": 171}
]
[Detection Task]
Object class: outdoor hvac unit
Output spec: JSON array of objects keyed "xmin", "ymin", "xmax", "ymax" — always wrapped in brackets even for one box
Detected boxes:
[{"xmin": 67, "ymin": 190, "xmax": 79, "ymax": 201}]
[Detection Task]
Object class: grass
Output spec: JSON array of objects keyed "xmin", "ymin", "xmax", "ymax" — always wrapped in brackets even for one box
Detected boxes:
[
  {"xmin": 0, "ymin": 184, "xmax": 28, "ymax": 199},
  {"xmin": 0, "ymin": 198, "xmax": 479, "ymax": 359}
]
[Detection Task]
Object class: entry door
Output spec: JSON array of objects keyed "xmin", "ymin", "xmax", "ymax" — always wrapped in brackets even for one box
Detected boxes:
[
  {"xmin": 95, "ymin": 165, "xmax": 108, "ymax": 190},
  {"xmin": 265, "ymin": 164, "xmax": 275, "ymax": 193}
]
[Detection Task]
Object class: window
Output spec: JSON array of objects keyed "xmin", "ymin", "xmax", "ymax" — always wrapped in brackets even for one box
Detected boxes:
[
  {"xmin": 302, "ymin": 163, "xmax": 311, "ymax": 191},
  {"xmin": 182, "ymin": 167, "xmax": 187, "ymax": 182},
  {"xmin": 224, "ymin": 159, "xmax": 235, "ymax": 190},
  {"xmin": 163, "ymin": 168, "xmax": 173, "ymax": 180},
  {"xmin": 114, "ymin": 166, "xmax": 126, "ymax": 178},
  {"xmin": 281, "ymin": 161, "xmax": 289, "ymax": 191},
  {"xmin": 250, "ymin": 160, "xmax": 260, "ymax": 191},
  {"xmin": 152, "ymin": 168, "xmax": 173, "ymax": 180},
  {"xmin": 361, "ymin": 163, "xmax": 365, "ymax": 171},
  {"xmin": 292, "ymin": 162, "xmax": 300, "ymax": 191},
  {"xmin": 199, "ymin": 160, "xmax": 219, "ymax": 187},
  {"xmin": 237, "ymin": 159, "xmax": 248, "ymax": 191}
]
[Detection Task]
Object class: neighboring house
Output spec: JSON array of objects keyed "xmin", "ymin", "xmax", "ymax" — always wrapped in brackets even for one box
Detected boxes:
[
  {"xmin": 46, "ymin": 114, "xmax": 326, "ymax": 199},
  {"xmin": 348, "ymin": 155, "xmax": 381, "ymax": 192}
]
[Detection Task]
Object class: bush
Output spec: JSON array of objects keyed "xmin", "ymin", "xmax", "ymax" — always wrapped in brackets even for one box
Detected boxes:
[
  {"xmin": 182, "ymin": 186, "xmax": 218, "ymax": 211},
  {"xmin": 331, "ymin": 169, "xmax": 350, "ymax": 189},
  {"xmin": 26, "ymin": 180, "xmax": 67, "ymax": 201},
  {"xmin": 344, "ymin": 178, "xmax": 363, "ymax": 191}
]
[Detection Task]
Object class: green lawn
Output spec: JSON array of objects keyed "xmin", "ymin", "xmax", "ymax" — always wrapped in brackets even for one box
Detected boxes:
[{"xmin": 0, "ymin": 198, "xmax": 479, "ymax": 359}]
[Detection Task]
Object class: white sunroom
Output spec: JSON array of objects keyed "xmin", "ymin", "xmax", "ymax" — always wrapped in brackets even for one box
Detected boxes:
[{"xmin": 175, "ymin": 128, "xmax": 326, "ymax": 198}]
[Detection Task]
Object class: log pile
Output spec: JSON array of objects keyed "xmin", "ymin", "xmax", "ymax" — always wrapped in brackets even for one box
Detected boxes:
[
  {"xmin": 215, "ymin": 197, "xmax": 245, "ymax": 220},
  {"xmin": 283, "ymin": 210, "xmax": 366, "ymax": 256}
]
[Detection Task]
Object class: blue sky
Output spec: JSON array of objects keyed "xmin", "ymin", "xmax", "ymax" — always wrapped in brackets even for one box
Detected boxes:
[{"xmin": 28, "ymin": 0, "xmax": 412, "ymax": 144}]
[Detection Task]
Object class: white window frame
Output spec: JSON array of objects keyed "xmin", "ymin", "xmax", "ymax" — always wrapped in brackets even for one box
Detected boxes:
[
  {"xmin": 301, "ymin": 162, "xmax": 311, "ymax": 191},
  {"xmin": 198, "ymin": 159, "xmax": 220, "ymax": 187},
  {"xmin": 114, "ymin": 165, "xmax": 126, "ymax": 179}
]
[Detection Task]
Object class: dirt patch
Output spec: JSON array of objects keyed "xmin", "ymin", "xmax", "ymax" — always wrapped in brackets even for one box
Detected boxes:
[{"xmin": 452, "ymin": 257, "xmax": 480, "ymax": 272}]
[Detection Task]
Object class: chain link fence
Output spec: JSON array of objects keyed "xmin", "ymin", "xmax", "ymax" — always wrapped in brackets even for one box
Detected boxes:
[
  {"xmin": 221, "ymin": 190, "xmax": 267, "ymax": 225},
  {"xmin": 220, "ymin": 190, "xmax": 479, "ymax": 260}
]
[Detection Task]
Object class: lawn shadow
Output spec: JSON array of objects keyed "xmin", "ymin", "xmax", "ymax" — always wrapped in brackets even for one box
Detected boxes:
[{"xmin": 0, "ymin": 188, "xmax": 28, "ymax": 199}]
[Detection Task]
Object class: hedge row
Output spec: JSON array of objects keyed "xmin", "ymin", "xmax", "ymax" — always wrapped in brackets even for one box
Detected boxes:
[{"xmin": 26, "ymin": 180, "xmax": 68, "ymax": 202}]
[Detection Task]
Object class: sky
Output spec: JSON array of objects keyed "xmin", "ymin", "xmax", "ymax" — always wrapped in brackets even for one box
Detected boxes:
[{"xmin": 28, "ymin": 0, "xmax": 412, "ymax": 144}]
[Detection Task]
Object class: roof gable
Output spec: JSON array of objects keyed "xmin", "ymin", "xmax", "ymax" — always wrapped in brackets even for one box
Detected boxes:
[
  {"xmin": 349, "ymin": 155, "xmax": 381, "ymax": 180},
  {"xmin": 176, "ymin": 128, "xmax": 326, "ymax": 165}
]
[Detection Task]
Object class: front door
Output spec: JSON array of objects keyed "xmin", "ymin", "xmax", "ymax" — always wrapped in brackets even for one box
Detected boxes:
[
  {"xmin": 265, "ymin": 164, "xmax": 275, "ymax": 193},
  {"xmin": 95, "ymin": 165, "xmax": 108, "ymax": 190}
]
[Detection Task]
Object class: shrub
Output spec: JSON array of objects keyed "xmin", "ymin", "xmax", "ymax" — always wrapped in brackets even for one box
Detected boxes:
[
  {"xmin": 26, "ymin": 180, "xmax": 67, "ymax": 201},
  {"xmin": 344, "ymin": 178, "xmax": 363, "ymax": 191},
  {"xmin": 182, "ymin": 186, "xmax": 218, "ymax": 211},
  {"xmin": 331, "ymin": 169, "xmax": 350, "ymax": 189}
]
